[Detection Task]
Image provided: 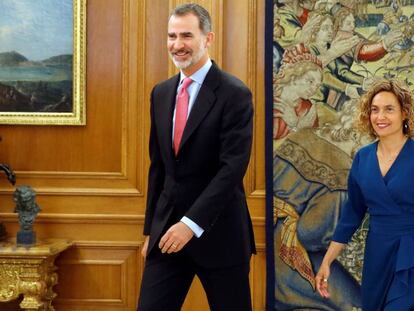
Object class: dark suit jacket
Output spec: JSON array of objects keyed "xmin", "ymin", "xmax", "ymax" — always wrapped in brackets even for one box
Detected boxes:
[{"xmin": 144, "ymin": 62, "xmax": 255, "ymax": 268}]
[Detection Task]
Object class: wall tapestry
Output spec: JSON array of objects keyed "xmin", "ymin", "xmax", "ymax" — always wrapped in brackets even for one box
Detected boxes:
[{"xmin": 266, "ymin": 0, "xmax": 414, "ymax": 310}]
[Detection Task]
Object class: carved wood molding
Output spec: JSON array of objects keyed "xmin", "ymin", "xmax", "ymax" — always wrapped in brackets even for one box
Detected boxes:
[
  {"xmin": 245, "ymin": 0, "xmax": 265, "ymax": 199},
  {"xmin": 55, "ymin": 245, "xmax": 139, "ymax": 306},
  {"xmin": 1, "ymin": 214, "xmax": 264, "ymax": 228},
  {"xmin": 0, "ymin": 213, "xmax": 144, "ymax": 224}
]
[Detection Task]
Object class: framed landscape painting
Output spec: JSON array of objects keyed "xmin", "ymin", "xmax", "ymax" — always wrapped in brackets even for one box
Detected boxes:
[{"xmin": 0, "ymin": 0, "xmax": 86, "ymax": 125}]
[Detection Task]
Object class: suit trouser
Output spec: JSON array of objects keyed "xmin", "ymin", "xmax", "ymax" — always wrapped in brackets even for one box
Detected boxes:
[{"xmin": 137, "ymin": 247, "xmax": 252, "ymax": 311}]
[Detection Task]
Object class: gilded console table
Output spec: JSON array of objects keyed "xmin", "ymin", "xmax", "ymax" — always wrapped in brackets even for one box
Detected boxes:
[{"xmin": 0, "ymin": 238, "xmax": 72, "ymax": 310}]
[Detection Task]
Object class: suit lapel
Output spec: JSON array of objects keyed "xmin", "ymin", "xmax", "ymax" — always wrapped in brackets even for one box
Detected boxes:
[
  {"xmin": 178, "ymin": 63, "xmax": 220, "ymax": 153},
  {"xmin": 158, "ymin": 75, "xmax": 180, "ymax": 160}
]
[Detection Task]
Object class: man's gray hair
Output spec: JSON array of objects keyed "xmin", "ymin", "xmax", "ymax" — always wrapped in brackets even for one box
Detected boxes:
[{"xmin": 170, "ymin": 3, "xmax": 212, "ymax": 34}]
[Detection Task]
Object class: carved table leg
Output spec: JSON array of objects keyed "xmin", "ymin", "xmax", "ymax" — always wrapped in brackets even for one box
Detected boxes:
[
  {"xmin": 19, "ymin": 262, "xmax": 47, "ymax": 311},
  {"xmin": 19, "ymin": 278, "xmax": 47, "ymax": 310},
  {"xmin": 43, "ymin": 259, "xmax": 58, "ymax": 311}
]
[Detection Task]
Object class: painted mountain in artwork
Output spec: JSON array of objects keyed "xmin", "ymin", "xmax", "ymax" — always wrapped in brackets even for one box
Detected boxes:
[
  {"xmin": 0, "ymin": 51, "xmax": 28, "ymax": 66},
  {"xmin": 0, "ymin": 51, "xmax": 72, "ymax": 69},
  {"xmin": 42, "ymin": 54, "xmax": 73, "ymax": 65},
  {"xmin": 0, "ymin": 51, "xmax": 73, "ymax": 112}
]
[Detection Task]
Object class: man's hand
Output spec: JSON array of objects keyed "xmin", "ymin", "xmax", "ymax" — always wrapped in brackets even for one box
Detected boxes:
[
  {"xmin": 141, "ymin": 236, "xmax": 150, "ymax": 258},
  {"xmin": 159, "ymin": 222, "xmax": 194, "ymax": 254}
]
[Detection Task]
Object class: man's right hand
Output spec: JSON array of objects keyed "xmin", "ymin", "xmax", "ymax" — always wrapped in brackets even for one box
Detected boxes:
[{"xmin": 141, "ymin": 236, "xmax": 150, "ymax": 258}]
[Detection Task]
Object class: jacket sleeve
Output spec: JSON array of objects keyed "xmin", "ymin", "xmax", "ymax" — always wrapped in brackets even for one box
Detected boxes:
[
  {"xmin": 184, "ymin": 84, "xmax": 253, "ymax": 231},
  {"xmin": 143, "ymin": 87, "xmax": 165, "ymax": 235},
  {"xmin": 332, "ymin": 152, "xmax": 367, "ymax": 243}
]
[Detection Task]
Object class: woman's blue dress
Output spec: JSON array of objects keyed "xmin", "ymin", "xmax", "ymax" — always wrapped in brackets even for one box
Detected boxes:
[{"xmin": 332, "ymin": 138, "xmax": 414, "ymax": 311}]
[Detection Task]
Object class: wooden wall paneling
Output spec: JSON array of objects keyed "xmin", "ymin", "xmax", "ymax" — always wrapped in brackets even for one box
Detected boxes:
[
  {"xmin": 50, "ymin": 1, "xmax": 146, "ymax": 309},
  {"xmin": 0, "ymin": 0, "xmax": 123, "ymax": 176},
  {"xmin": 1, "ymin": 215, "xmax": 142, "ymax": 243},
  {"xmin": 251, "ymin": 246, "xmax": 267, "ymax": 311},
  {"xmin": 143, "ymin": 0, "xmax": 170, "ymax": 203},
  {"xmin": 250, "ymin": 0, "xmax": 266, "ymax": 201},
  {"xmin": 0, "ymin": 0, "xmax": 146, "ymax": 215},
  {"xmin": 125, "ymin": 0, "xmax": 145, "ymax": 199},
  {"xmin": 251, "ymin": 215, "xmax": 267, "ymax": 311},
  {"xmin": 224, "ymin": 1, "xmax": 266, "ymax": 309},
  {"xmin": 1, "ymin": 0, "xmax": 146, "ymax": 309},
  {"xmin": 222, "ymin": 0, "xmax": 266, "ymax": 216},
  {"xmin": 0, "ymin": 0, "xmax": 143, "ymax": 197},
  {"xmin": 54, "ymin": 242, "xmax": 141, "ymax": 310}
]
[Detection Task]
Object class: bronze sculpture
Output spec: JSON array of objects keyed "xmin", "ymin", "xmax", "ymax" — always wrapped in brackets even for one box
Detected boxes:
[{"xmin": 14, "ymin": 185, "xmax": 41, "ymax": 246}]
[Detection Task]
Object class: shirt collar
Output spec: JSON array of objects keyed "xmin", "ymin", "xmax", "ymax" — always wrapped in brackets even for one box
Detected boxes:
[{"xmin": 179, "ymin": 58, "xmax": 212, "ymax": 86}]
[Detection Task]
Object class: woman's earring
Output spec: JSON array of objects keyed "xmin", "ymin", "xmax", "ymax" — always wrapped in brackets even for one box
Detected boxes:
[{"xmin": 404, "ymin": 119, "xmax": 409, "ymax": 131}]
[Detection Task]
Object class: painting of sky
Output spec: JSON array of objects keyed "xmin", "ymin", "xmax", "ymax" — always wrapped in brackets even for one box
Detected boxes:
[{"xmin": 0, "ymin": 0, "xmax": 72, "ymax": 61}]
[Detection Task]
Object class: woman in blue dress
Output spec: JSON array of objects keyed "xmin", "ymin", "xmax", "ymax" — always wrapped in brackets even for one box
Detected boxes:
[{"xmin": 316, "ymin": 79, "xmax": 414, "ymax": 310}]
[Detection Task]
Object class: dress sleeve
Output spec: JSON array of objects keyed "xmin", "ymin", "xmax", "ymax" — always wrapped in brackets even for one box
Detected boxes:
[{"xmin": 332, "ymin": 152, "xmax": 367, "ymax": 243}]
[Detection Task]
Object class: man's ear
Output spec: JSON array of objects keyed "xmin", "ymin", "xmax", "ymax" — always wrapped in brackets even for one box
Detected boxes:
[{"xmin": 205, "ymin": 31, "xmax": 215, "ymax": 48}]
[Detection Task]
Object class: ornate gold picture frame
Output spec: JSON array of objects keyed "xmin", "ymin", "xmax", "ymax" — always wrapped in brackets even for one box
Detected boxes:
[{"xmin": 0, "ymin": 0, "xmax": 86, "ymax": 125}]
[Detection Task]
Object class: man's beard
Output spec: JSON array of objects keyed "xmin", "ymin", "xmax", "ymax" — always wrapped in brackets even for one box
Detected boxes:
[{"xmin": 169, "ymin": 41, "xmax": 206, "ymax": 70}]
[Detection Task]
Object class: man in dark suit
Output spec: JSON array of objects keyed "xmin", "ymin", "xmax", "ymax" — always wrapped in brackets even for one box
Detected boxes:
[{"xmin": 138, "ymin": 3, "xmax": 255, "ymax": 311}]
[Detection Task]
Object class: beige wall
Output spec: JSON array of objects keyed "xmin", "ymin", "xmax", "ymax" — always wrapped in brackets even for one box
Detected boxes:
[{"xmin": 0, "ymin": 0, "xmax": 266, "ymax": 310}]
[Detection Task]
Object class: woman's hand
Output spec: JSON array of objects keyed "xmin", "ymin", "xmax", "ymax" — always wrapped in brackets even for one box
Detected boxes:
[
  {"xmin": 315, "ymin": 241, "xmax": 345, "ymax": 298},
  {"xmin": 315, "ymin": 262, "xmax": 331, "ymax": 298}
]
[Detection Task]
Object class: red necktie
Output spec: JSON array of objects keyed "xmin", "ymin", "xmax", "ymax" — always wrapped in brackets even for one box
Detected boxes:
[{"xmin": 173, "ymin": 77, "xmax": 193, "ymax": 155}]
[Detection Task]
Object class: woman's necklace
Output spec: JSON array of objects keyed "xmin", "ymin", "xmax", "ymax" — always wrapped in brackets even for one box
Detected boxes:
[
  {"xmin": 378, "ymin": 150, "xmax": 398, "ymax": 163},
  {"xmin": 378, "ymin": 138, "xmax": 408, "ymax": 163}
]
